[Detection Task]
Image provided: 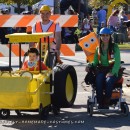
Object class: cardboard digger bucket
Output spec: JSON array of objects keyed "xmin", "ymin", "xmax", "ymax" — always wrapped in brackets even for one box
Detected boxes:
[{"xmin": 79, "ymin": 32, "xmax": 99, "ymax": 62}]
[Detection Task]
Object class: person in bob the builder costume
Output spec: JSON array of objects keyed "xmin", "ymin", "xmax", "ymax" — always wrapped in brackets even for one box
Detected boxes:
[
  {"xmin": 79, "ymin": 32, "xmax": 99, "ymax": 63},
  {"xmin": 31, "ymin": 5, "xmax": 62, "ymax": 68}
]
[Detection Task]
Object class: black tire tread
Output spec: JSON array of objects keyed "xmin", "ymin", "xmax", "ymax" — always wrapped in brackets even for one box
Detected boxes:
[{"xmin": 52, "ymin": 64, "xmax": 77, "ymax": 108}]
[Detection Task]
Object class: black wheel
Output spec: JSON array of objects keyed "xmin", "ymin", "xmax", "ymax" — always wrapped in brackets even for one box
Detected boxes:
[
  {"xmin": 121, "ymin": 102, "xmax": 129, "ymax": 116},
  {"xmin": 52, "ymin": 64, "xmax": 77, "ymax": 108},
  {"xmin": 15, "ymin": 110, "xmax": 22, "ymax": 117},
  {"xmin": 39, "ymin": 104, "xmax": 49, "ymax": 120},
  {"xmin": 87, "ymin": 99, "xmax": 91, "ymax": 113},
  {"xmin": 51, "ymin": 106, "xmax": 60, "ymax": 115},
  {"xmin": 89, "ymin": 104, "xmax": 93, "ymax": 117},
  {"xmin": 87, "ymin": 100, "xmax": 93, "ymax": 117},
  {"xmin": 0, "ymin": 109, "xmax": 10, "ymax": 119}
]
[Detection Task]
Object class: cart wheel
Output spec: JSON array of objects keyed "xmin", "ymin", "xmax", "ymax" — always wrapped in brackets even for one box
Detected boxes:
[
  {"xmin": 121, "ymin": 102, "xmax": 129, "ymax": 116},
  {"xmin": 52, "ymin": 106, "xmax": 60, "ymax": 115},
  {"xmin": 39, "ymin": 104, "xmax": 49, "ymax": 120},
  {"xmin": 52, "ymin": 64, "xmax": 77, "ymax": 108},
  {"xmin": 0, "ymin": 109, "xmax": 10, "ymax": 119},
  {"xmin": 90, "ymin": 104, "xmax": 93, "ymax": 117},
  {"xmin": 15, "ymin": 110, "xmax": 22, "ymax": 117},
  {"xmin": 87, "ymin": 104, "xmax": 93, "ymax": 117},
  {"xmin": 87, "ymin": 100, "xmax": 91, "ymax": 113}
]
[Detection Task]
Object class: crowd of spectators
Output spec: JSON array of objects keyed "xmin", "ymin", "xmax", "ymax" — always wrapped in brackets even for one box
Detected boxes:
[
  {"xmin": 78, "ymin": 6, "xmax": 130, "ymax": 44},
  {"xmin": 0, "ymin": 9, "xmax": 28, "ymax": 44},
  {"xmin": 61, "ymin": 5, "xmax": 130, "ymax": 44}
]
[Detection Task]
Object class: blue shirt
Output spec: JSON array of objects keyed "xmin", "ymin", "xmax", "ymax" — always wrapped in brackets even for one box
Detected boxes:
[{"xmin": 97, "ymin": 9, "xmax": 107, "ymax": 23}]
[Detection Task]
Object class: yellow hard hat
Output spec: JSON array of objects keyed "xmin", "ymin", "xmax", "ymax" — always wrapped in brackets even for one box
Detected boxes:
[{"xmin": 39, "ymin": 5, "xmax": 51, "ymax": 12}]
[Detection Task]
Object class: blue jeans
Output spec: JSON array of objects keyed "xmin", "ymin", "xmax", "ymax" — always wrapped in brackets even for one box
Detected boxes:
[{"xmin": 96, "ymin": 72, "xmax": 118, "ymax": 103}]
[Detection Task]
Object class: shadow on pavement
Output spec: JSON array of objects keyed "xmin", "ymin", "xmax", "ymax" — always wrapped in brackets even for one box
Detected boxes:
[{"xmin": 1, "ymin": 105, "xmax": 130, "ymax": 130}]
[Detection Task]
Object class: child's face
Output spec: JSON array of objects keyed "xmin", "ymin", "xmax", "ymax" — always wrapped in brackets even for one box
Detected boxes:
[{"xmin": 28, "ymin": 53, "xmax": 38, "ymax": 62}]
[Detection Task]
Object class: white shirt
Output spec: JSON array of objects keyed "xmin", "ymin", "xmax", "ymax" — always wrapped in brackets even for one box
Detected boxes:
[
  {"xmin": 32, "ymin": 20, "xmax": 61, "ymax": 33},
  {"xmin": 83, "ymin": 24, "xmax": 91, "ymax": 34}
]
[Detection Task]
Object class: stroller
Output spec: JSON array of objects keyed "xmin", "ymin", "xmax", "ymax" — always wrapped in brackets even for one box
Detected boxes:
[{"xmin": 85, "ymin": 63, "xmax": 129, "ymax": 116}]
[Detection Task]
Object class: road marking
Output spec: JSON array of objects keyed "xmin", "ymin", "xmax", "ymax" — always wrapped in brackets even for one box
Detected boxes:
[{"xmin": 61, "ymin": 56, "xmax": 86, "ymax": 62}]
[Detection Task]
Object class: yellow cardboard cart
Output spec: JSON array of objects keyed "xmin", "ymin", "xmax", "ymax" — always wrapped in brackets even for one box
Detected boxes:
[{"xmin": 0, "ymin": 32, "xmax": 77, "ymax": 120}]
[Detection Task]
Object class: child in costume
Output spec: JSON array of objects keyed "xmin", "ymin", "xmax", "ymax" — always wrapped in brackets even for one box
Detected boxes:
[{"xmin": 22, "ymin": 47, "xmax": 48, "ymax": 71}]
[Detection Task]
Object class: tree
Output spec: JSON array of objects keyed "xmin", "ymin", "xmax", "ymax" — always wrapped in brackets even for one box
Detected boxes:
[
  {"xmin": 88, "ymin": 0, "xmax": 128, "ymax": 8},
  {"xmin": 1, "ymin": 0, "xmax": 39, "ymax": 14},
  {"xmin": 88, "ymin": 0, "xmax": 111, "ymax": 8},
  {"xmin": 60, "ymin": 0, "xmax": 88, "ymax": 17}
]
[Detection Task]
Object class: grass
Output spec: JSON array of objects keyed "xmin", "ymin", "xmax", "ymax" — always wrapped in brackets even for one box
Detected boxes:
[{"xmin": 118, "ymin": 43, "xmax": 130, "ymax": 49}]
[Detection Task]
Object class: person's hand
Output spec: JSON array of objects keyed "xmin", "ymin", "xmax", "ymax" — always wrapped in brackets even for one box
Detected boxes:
[
  {"xmin": 55, "ymin": 50, "xmax": 63, "ymax": 64},
  {"xmin": 106, "ymin": 72, "xmax": 113, "ymax": 78},
  {"xmin": 55, "ymin": 49, "xmax": 60, "ymax": 56},
  {"xmin": 57, "ymin": 56, "xmax": 63, "ymax": 64}
]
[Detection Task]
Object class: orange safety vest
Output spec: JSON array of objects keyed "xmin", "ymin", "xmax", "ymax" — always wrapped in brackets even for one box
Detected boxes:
[
  {"xmin": 98, "ymin": 52, "xmax": 113, "ymax": 60},
  {"xmin": 98, "ymin": 48, "xmax": 114, "ymax": 63},
  {"xmin": 35, "ymin": 21, "xmax": 56, "ymax": 43}
]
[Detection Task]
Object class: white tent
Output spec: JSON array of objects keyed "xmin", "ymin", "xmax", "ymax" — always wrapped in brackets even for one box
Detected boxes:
[
  {"xmin": 0, "ymin": 3, "xmax": 9, "ymax": 10},
  {"xmin": 32, "ymin": 0, "xmax": 54, "ymax": 10}
]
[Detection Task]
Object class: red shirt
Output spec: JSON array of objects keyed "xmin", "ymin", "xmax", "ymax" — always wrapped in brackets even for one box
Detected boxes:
[{"xmin": 22, "ymin": 60, "xmax": 48, "ymax": 71}]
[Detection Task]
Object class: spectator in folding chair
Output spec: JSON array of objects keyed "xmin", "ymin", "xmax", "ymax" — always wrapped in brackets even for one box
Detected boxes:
[{"xmin": 81, "ymin": 18, "xmax": 93, "ymax": 37}]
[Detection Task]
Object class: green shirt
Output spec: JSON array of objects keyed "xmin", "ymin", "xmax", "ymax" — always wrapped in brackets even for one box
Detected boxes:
[{"xmin": 92, "ymin": 43, "xmax": 121, "ymax": 76}]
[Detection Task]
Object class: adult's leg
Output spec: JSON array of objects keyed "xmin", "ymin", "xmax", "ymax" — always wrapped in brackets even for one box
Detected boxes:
[
  {"xmin": 96, "ymin": 72, "xmax": 105, "ymax": 106},
  {"xmin": 105, "ymin": 76, "xmax": 118, "ymax": 98},
  {"xmin": 105, "ymin": 76, "xmax": 118, "ymax": 105},
  {"xmin": 46, "ymin": 53, "xmax": 56, "ymax": 69},
  {"xmin": 60, "ymin": 0, "xmax": 70, "ymax": 14}
]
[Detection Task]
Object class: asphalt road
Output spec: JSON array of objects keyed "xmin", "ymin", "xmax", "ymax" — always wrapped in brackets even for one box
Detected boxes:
[{"xmin": 0, "ymin": 50, "xmax": 130, "ymax": 130}]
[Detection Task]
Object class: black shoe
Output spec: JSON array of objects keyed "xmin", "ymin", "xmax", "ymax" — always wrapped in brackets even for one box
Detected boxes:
[
  {"xmin": 98, "ymin": 105, "xmax": 104, "ymax": 109},
  {"xmin": 102, "ymin": 106, "xmax": 109, "ymax": 109}
]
